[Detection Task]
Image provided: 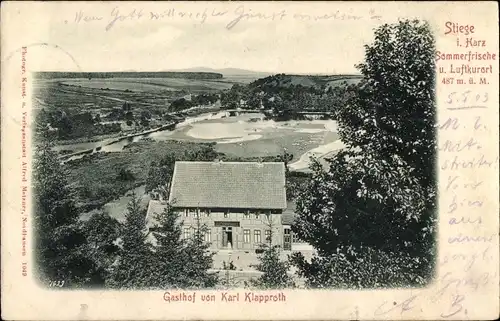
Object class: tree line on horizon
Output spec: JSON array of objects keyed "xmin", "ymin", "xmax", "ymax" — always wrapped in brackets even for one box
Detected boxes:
[
  {"xmin": 33, "ymin": 19, "xmax": 437, "ymax": 289},
  {"xmin": 219, "ymin": 73, "xmax": 360, "ymax": 120}
]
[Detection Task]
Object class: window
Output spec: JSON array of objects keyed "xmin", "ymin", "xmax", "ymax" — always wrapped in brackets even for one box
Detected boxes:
[
  {"xmin": 184, "ymin": 209, "xmax": 188, "ymax": 217},
  {"xmin": 204, "ymin": 209, "xmax": 211, "ymax": 217},
  {"xmin": 224, "ymin": 210, "xmax": 229, "ymax": 218},
  {"xmin": 265, "ymin": 230, "xmax": 271, "ymax": 242},
  {"xmin": 284, "ymin": 228, "xmax": 292, "ymax": 251},
  {"xmin": 243, "ymin": 229, "xmax": 251, "ymax": 243},
  {"xmin": 183, "ymin": 227, "xmax": 190, "ymax": 239},
  {"xmin": 255, "ymin": 211, "xmax": 260, "ymax": 219},
  {"xmin": 254, "ymin": 230, "xmax": 261, "ymax": 243},
  {"xmin": 204, "ymin": 229, "xmax": 211, "ymax": 243},
  {"xmin": 244, "ymin": 210, "xmax": 250, "ymax": 218}
]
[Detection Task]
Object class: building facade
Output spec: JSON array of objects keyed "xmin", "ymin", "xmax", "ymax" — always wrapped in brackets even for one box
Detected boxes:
[{"xmin": 146, "ymin": 161, "xmax": 292, "ymax": 251}]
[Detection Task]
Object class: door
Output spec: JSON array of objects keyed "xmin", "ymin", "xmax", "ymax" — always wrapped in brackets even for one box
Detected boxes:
[
  {"xmin": 222, "ymin": 227, "xmax": 228, "ymax": 247},
  {"xmin": 222, "ymin": 227, "xmax": 233, "ymax": 248}
]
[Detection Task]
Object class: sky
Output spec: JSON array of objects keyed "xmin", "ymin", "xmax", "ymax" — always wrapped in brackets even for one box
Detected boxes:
[{"xmin": 5, "ymin": 1, "xmax": 475, "ymax": 75}]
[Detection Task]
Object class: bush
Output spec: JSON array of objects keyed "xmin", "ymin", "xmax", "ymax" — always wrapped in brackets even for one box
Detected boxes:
[
  {"xmin": 251, "ymin": 245, "xmax": 295, "ymax": 289},
  {"xmin": 291, "ymin": 246, "xmax": 433, "ymax": 289},
  {"xmin": 117, "ymin": 168, "xmax": 135, "ymax": 181}
]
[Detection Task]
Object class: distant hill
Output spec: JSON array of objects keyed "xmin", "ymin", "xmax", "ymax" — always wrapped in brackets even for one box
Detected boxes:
[
  {"xmin": 33, "ymin": 71, "xmax": 223, "ymax": 80},
  {"xmin": 170, "ymin": 67, "xmax": 272, "ymax": 77}
]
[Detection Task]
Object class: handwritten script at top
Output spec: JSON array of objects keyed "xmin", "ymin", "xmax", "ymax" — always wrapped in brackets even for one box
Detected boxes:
[{"xmin": 69, "ymin": 6, "xmax": 383, "ymax": 31}]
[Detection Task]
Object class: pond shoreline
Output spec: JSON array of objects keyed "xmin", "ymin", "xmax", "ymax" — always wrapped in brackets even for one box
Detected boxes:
[{"xmin": 59, "ymin": 121, "xmax": 179, "ymax": 161}]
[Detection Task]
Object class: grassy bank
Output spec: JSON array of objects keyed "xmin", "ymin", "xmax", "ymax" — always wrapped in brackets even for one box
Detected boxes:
[{"xmin": 66, "ymin": 139, "xmax": 217, "ymax": 212}]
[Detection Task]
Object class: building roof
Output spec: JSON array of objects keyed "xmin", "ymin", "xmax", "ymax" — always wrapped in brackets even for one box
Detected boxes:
[
  {"xmin": 168, "ymin": 161, "xmax": 287, "ymax": 209},
  {"xmin": 145, "ymin": 200, "xmax": 168, "ymax": 229}
]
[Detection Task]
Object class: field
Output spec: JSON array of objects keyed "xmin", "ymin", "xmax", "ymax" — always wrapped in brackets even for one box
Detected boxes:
[
  {"xmin": 222, "ymin": 74, "xmax": 272, "ymax": 84},
  {"xmin": 33, "ymin": 80, "xmax": 173, "ymax": 113},
  {"xmin": 325, "ymin": 77, "xmax": 363, "ymax": 89},
  {"xmin": 59, "ymin": 77, "xmax": 236, "ymax": 93}
]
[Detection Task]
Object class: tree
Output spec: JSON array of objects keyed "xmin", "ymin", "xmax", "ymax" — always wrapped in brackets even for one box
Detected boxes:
[
  {"xmin": 148, "ymin": 203, "xmax": 185, "ymax": 288},
  {"xmin": 149, "ymin": 204, "xmax": 217, "ymax": 289},
  {"xmin": 81, "ymin": 212, "xmax": 121, "ymax": 280},
  {"xmin": 286, "ymin": 171, "xmax": 311, "ymax": 201},
  {"xmin": 170, "ymin": 98, "xmax": 193, "ymax": 112},
  {"xmin": 140, "ymin": 110, "xmax": 152, "ymax": 127},
  {"xmin": 221, "ymin": 84, "xmax": 246, "ymax": 109},
  {"xmin": 33, "ymin": 126, "xmax": 101, "ymax": 287},
  {"xmin": 291, "ymin": 19, "xmax": 437, "ymax": 288},
  {"xmin": 116, "ymin": 167, "xmax": 135, "ymax": 181},
  {"xmin": 125, "ymin": 111, "xmax": 134, "ymax": 121},
  {"xmin": 107, "ymin": 194, "xmax": 153, "ymax": 289},
  {"xmin": 251, "ymin": 245, "xmax": 295, "ymax": 289},
  {"xmin": 122, "ymin": 102, "xmax": 131, "ymax": 111},
  {"xmin": 181, "ymin": 144, "xmax": 218, "ymax": 162},
  {"xmin": 183, "ymin": 211, "xmax": 218, "ymax": 288},
  {"xmin": 278, "ymin": 149, "xmax": 293, "ymax": 177},
  {"xmin": 250, "ymin": 213, "xmax": 294, "ymax": 289},
  {"xmin": 145, "ymin": 154, "xmax": 177, "ymax": 199}
]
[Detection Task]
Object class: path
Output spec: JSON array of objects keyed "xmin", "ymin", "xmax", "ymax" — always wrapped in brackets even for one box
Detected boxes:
[{"xmin": 289, "ymin": 139, "xmax": 346, "ymax": 171}]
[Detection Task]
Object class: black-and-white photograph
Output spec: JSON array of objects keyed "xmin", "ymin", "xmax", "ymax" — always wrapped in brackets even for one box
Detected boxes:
[{"xmin": 31, "ymin": 16, "xmax": 437, "ymax": 291}]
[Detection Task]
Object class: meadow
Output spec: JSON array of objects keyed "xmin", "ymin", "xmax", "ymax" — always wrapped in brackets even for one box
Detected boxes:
[{"xmin": 60, "ymin": 77, "xmax": 235, "ymax": 93}]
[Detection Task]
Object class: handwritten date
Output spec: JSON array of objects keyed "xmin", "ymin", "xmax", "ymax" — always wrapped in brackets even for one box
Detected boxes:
[{"xmin": 445, "ymin": 91, "xmax": 488, "ymax": 105}]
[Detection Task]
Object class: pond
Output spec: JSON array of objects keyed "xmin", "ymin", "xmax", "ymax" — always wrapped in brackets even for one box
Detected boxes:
[{"xmin": 59, "ymin": 111, "xmax": 344, "ymax": 170}]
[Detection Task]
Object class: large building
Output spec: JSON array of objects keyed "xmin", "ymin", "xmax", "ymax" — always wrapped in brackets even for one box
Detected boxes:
[{"xmin": 146, "ymin": 161, "xmax": 311, "ymax": 251}]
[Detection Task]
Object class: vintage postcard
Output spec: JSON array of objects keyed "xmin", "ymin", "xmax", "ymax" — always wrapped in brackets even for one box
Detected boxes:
[{"xmin": 1, "ymin": 1, "xmax": 499, "ymax": 320}]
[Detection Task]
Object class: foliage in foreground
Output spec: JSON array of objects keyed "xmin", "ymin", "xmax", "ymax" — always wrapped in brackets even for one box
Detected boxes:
[
  {"xmin": 291, "ymin": 19, "xmax": 437, "ymax": 288},
  {"xmin": 149, "ymin": 203, "xmax": 218, "ymax": 289},
  {"xmin": 33, "ymin": 126, "xmax": 217, "ymax": 289},
  {"xmin": 107, "ymin": 194, "xmax": 154, "ymax": 288},
  {"xmin": 33, "ymin": 128, "xmax": 105, "ymax": 286},
  {"xmin": 292, "ymin": 247, "xmax": 431, "ymax": 289},
  {"xmin": 251, "ymin": 245, "xmax": 295, "ymax": 289}
]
